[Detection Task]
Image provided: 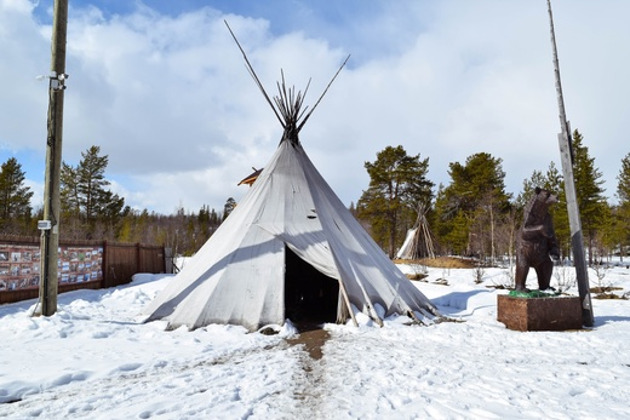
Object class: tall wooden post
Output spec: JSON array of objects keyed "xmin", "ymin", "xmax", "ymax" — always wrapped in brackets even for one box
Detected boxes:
[
  {"xmin": 547, "ymin": 0, "xmax": 594, "ymax": 327},
  {"xmin": 36, "ymin": 0, "xmax": 68, "ymax": 317}
]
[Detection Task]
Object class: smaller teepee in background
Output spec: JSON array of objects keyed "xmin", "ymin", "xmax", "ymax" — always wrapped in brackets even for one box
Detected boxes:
[{"xmin": 396, "ymin": 204, "xmax": 435, "ymax": 260}]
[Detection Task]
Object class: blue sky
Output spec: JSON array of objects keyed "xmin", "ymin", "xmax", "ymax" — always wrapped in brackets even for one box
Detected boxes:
[{"xmin": 2, "ymin": 0, "xmax": 629, "ymax": 214}]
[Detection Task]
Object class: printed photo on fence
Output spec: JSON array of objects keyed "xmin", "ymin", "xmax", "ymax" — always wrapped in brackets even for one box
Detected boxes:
[{"xmin": 0, "ymin": 244, "xmax": 103, "ymax": 291}]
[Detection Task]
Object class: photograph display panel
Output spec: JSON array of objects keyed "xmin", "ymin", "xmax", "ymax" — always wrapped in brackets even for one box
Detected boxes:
[{"xmin": 0, "ymin": 244, "xmax": 103, "ymax": 292}]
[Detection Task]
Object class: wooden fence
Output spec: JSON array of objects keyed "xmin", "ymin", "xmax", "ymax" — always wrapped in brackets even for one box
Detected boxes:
[{"xmin": 0, "ymin": 235, "xmax": 169, "ymax": 304}]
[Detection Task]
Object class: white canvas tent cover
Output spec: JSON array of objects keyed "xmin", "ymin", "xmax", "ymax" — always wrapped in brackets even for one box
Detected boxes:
[
  {"xmin": 144, "ymin": 28, "xmax": 439, "ymax": 331},
  {"xmin": 397, "ymin": 228, "xmax": 419, "ymax": 260}
]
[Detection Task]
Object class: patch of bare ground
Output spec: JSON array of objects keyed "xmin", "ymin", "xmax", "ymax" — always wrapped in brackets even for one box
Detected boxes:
[
  {"xmin": 591, "ymin": 287, "xmax": 628, "ymax": 299},
  {"xmin": 285, "ymin": 328, "xmax": 329, "ymax": 411},
  {"xmin": 590, "ymin": 286, "xmax": 623, "ymax": 293},
  {"xmin": 286, "ymin": 328, "xmax": 331, "ymax": 361},
  {"xmin": 395, "ymin": 256, "xmax": 478, "ymax": 269},
  {"xmin": 406, "ymin": 272, "xmax": 428, "ymax": 281}
]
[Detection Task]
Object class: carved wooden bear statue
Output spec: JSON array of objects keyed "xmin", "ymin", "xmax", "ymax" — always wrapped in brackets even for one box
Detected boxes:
[{"xmin": 515, "ymin": 187, "xmax": 560, "ymax": 291}]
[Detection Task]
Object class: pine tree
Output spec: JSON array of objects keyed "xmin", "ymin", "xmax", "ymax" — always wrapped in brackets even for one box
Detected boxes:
[
  {"xmin": 223, "ymin": 197, "xmax": 236, "ymax": 220},
  {"xmin": 77, "ymin": 146, "xmax": 112, "ymax": 221},
  {"xmin": 596, "ymin": 202, "xmax": 621, "ymax": 262},
  {"xmin": 546, "ymin": 162, "xmax": 570, "ymax": 258},
  {"xmin": 434, "ymin": 152, "xmax": 511, "ymax": 258},
  {"xmin": 616, "ymin": 153, "xmax": 630, "ymax": 259},
  {"xmin": 357, "ymin": 145, "xmax": 433, "ymax": 258},
  {"xmin": 198, "ymin": 204, "xmax": 210, "ymax": 239},
  {"xmin": 0, "ymin": 157, "xmax": 34, "ymax": 233},
  {"xmin": 60, "ymin": 162, "xmax": 80, "ymax": 216},
  {"xmin": 618, "ymin": 153, "xmax": 630, "ymax": 202},
  {"xmin": 60, "ymin": 145, "xmax": 125, "ymax": 238},
  {"xmin": 444, "ymin": 209, "xmax": 470, "ymax": 255},
  {"xmin": 517, "ymin": 169, "xmax": 547, "ymax": 210},
  {"xmin": 571, "ymin": 130, "xmax": 606, "ymax": 263}
]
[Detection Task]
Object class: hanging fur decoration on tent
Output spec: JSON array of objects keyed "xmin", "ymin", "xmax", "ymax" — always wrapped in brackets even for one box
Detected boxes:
[{"xmin": 143, "ymin": 22, "xmax": 441, "ymax": 331}]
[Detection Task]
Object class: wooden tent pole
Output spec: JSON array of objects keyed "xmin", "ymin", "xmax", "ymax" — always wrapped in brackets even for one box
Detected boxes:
[{"xmin": 338, "ymin": 280, "xmax": 359, "ymax": 327}]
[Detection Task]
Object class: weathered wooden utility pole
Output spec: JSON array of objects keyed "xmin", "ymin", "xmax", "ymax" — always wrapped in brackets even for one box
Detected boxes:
[
  {"xmin": 547, "ymin": 0, "xmax": 594, "ymax": 327},
  {"xmin": 36, "ymin": 0, "xmax": 68, "ymax": 317}
]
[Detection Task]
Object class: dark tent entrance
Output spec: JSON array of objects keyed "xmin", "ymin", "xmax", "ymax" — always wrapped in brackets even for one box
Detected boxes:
[{"xmin": 284, "ymin": 246, "xmax": 339, "ymax": 330}]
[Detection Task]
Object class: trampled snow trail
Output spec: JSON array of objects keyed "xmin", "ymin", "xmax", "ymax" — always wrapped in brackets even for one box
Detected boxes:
[
  {"xmin": 0, "ymin": 278, "xmax": 340, "ymax": 419},
  {"xmin": 2, "ymin": 268, "xmax": 630, "ymax": 419},
  {"xmin": 2, "ymin": 330, "xmax": 344, "ymax": 419}
]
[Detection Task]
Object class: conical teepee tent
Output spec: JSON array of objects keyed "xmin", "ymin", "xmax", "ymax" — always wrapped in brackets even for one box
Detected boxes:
[
  {"xmin": 396, "ymin": 204, "xmax": 436, "ymax": 260},
  {"xmin": 143, "ymin": 26, "xmax": 440, "ymax": 331}
]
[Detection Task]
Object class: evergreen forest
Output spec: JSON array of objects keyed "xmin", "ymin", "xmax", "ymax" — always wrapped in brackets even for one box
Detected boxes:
[{"xmin": 2, "ymin": 133, "xmax": 629, "ymax": 263}]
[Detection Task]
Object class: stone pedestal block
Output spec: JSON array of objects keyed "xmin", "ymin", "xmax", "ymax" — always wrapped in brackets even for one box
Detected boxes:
[{"xmin": 497, "ymin": 294, "xmax": 583, "ymax": 331}]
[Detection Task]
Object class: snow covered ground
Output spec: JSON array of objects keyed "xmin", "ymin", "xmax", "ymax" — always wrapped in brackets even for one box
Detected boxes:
[{"xmin": 1, "ymin": 263, "xmax": 629, "ymax": 419}]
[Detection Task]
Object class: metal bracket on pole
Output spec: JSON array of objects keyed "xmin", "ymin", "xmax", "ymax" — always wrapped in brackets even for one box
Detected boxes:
[{"xmin": 49, "ymin": 71, "xmax": 69, "ymax": 91}]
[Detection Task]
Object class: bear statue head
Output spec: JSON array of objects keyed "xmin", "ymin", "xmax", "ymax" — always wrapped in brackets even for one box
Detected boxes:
[
  {"xmin": 523, "ymin": 187, "xmax": 557, "ymax": 226},
  {"xmin": 534, "ymin": 187, "xmax": 557, "ymax": 204}
]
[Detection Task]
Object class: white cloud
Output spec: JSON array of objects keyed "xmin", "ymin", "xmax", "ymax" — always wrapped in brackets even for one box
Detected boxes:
[
  {"xmin": 1, "ymin": 0, "xmax": 628, "ymax": 214},
  {"xmin": 0, "ymin": 0, "xmax": 49, "ymax": 150}
]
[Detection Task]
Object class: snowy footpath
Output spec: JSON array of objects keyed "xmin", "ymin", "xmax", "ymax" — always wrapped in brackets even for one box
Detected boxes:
[{"xmin": 1, "ymin": 265, "xmax": 629, "ymax": 419}]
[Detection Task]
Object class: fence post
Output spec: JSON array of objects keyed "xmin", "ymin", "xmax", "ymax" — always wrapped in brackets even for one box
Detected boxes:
[
  {"xmin": 102, "ymin": 240, "xmax": 108, "ymax": 288},
  {"xmin": 136, "ymin": 243, "xmax": 142, "ymax": 274}
]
